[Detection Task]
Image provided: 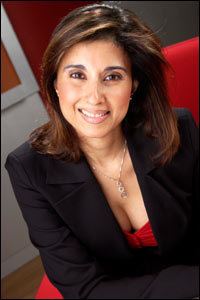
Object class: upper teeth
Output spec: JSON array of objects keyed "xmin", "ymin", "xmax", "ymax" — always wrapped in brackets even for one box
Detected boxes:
[{"xmin": 81, "ymin": 109, "xmax": 107, "ymax": 118}]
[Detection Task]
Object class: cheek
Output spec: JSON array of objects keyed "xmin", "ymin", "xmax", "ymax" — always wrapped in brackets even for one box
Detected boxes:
[
  {"xmin": 57, "ymin": 79, "xmax": 80, "ymax": 106},
  {"xmin": 110, "ymin": 82, "xmax": 131, "ymax": 106},
  {"xmin": 59, "ymin": 90, "xmax": 78, "ymax": 108},
  {"xmin": 116, "ymin": 92, "xmax": 130, "ymax": 108}
]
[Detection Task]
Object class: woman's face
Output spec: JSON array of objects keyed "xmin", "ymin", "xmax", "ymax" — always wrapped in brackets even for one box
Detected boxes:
[{"xmin": 55, "ymin": 40, "xmax": 133, "ymax": 139}]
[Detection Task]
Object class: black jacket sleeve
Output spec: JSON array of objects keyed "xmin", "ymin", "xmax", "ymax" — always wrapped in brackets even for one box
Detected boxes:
[
  {"xmin": 5, "ymin": 153, "xmax": 155, "ymax": 299},
  {"xmin": 184, "ymin": 109, "xmax": 199, "ymax": 260}
]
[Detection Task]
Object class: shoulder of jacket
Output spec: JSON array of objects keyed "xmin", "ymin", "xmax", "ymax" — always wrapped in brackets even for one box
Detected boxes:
[
  {"xmin": 6, "ymin": 140, "xmax": 48, "ymax": 166},
  {"xmin": 9, "ymin": 140, "xmax": 39, "ymax": 157}
]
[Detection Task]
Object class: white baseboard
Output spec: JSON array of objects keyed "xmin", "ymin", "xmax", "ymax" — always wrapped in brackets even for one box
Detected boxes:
[{"xmin": 1, "ymin": 244, "xmax": 39, "ymax": 279}]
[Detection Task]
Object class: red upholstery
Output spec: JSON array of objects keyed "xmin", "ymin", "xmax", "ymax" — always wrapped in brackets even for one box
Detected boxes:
[
  {"xmin": 35, "ymin": 37, "xmax": 199, "ymax": 299},
  {"xmin": 163, "ymin": 36, "xmax": 199, "ymax": 124},
  {"xmin": 35, "ymin": 274, "xmax": 63, "ymax": 299}
]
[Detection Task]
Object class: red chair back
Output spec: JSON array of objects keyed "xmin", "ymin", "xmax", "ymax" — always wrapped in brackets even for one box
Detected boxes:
[{"xmin": 163, "ymin": 36, "xmax": 199, "ymax": 124}]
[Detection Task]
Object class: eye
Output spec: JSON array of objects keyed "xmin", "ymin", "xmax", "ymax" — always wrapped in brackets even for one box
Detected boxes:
[
  {"xmin": 70, "ymin": 72, "xmax": 85, "ymax": 79},
  {"xmin": 104, "ymin": 74, "xmax": 122, "ymax": 81}
]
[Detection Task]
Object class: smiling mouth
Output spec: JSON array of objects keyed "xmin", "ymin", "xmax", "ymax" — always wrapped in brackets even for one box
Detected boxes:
[
  {"xmin": 78, "ymin": 108, "xmax": 110, "ymax": 124},
  {"xmin": 78, "ymin": 108, "xmax": 110, "ymax": 118}
]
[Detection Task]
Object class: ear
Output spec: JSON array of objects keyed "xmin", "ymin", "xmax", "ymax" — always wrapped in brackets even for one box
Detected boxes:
[{"xmin": 54, "ymin": 80, "xmax": 59, "ymax": 95}]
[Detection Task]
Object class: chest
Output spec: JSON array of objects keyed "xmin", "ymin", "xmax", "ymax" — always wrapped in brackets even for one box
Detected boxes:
[{"xmin": 92, "ymin": 151, "xmax": 149, "ymax": 232}]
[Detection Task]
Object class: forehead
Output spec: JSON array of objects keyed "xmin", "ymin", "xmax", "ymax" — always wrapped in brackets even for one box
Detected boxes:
[{"xmin": 58, "ymin": 40, "xmax": 131, "ymax": 69}]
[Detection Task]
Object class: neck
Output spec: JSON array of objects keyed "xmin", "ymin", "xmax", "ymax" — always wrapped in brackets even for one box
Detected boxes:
[{"xmin": 79, "ymin": 126, "xmax": 125, "ymax": 169}]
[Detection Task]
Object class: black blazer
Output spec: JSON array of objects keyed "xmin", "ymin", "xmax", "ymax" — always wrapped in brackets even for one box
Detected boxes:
[{"xmin": 5, "ymin": 108, "xmax": 199, "ymax": 299}]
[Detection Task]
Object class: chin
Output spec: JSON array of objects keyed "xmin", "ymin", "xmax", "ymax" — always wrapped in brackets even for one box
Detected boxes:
[{"xmin": 76, "ymin": 126, "xmax": 112, "ymax": 139}]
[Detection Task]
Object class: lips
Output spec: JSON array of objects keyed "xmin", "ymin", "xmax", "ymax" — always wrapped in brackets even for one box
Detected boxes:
[
  {"xmin": 78, "ymin": 108, "xmax": 110, "ymax": 124},
  {"xmin": 78, "ymin": 109, "xmax": 110, "ymax": 118}
]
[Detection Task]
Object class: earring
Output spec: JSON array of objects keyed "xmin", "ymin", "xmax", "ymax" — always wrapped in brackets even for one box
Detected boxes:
[
  {"xmin": 55, "ymin": 89, "xmax": 59, "ymax": 96},
  {"xmin": 129, "ymin": 92, "xmax": 134, "ymax": 101}
]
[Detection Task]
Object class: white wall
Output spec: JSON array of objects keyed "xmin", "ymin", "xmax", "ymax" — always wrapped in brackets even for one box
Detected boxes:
[{"xmin": 1, "ymin": 93, "xmax": 49, "ymax": 278}]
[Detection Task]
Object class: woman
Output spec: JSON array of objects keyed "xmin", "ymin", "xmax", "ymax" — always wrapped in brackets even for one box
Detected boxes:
[{"xmin": 5, "ymin": 3, "xmax": 199, "ymax": 299}]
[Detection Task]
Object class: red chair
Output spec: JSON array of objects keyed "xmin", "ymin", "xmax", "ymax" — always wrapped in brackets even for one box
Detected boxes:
[
  {"xmin": 163, "ymin": 36, "xmax": 199, "ymax": 124},
  {"xmin": 35, "ymin": 274, "xmax": 63, "ymax": 299},
  {"xmin": 35, "ymin": 36, "xmax": 199, "ymax": 299}
]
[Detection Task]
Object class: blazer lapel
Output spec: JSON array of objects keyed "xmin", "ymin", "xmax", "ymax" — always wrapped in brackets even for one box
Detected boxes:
[
  {"xmin": 126, "ymin": 126, "xmax": 190, "ymax": 257},
  {"xmin": 45, "ymin": 150, "xmax": 135, "ymax": 260},
  {"xmin": 45, "ymin": 125, "xmax": 185, "ymax": 260}
]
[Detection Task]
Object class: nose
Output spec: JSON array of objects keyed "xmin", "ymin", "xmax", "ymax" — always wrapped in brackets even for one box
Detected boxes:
[{"xmin": 86, "ymin": 84, "xmax": 105, "ymax": 105}]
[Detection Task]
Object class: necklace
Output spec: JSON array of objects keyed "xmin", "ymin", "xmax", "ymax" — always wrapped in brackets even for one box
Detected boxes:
[{"xmin": 92, "ymin": 139, "xmax": 128, "ymax": 199}]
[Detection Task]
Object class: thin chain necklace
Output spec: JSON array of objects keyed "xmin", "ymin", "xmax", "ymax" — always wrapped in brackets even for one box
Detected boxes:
[{"xmin": 92, "ymin": 139, "xmax": 128, "ymax": 199}]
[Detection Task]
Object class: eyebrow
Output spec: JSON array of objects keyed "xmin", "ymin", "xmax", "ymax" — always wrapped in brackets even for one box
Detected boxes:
[{"xmin": 63, "ymin": 64, "xmax": 127, "ymax": 73}]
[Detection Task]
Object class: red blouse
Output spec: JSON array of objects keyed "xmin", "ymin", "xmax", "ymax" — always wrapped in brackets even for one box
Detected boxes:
[{"xmin": 123, "ymin": 221, "xmax": 158, "ymax": 248}]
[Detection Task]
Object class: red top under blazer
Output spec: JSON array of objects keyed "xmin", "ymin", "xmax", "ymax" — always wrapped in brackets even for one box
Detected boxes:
[{"xmin": 123, "ymin": 221, "xmax": 158, "ymax": 248}]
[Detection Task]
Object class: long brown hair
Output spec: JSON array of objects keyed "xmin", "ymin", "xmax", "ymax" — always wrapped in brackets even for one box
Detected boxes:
[{"xmin": 30, "ymin": 2, "xmax": 180, "ymax": 166}]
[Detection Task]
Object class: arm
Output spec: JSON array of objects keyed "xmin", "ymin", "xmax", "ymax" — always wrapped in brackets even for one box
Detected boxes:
[
  {"xmin": 5, "ymin": 153, "xmax": 155, "ymax": 299},
  {"xmin": 184, "ymin": 109, "xmax": 199, "ymax": 261}
]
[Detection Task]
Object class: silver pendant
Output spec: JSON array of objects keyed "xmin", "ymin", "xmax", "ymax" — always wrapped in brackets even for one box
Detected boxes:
[{"xmin": 116, "ymin": 180, "xmax": 128, "ymax": 198}]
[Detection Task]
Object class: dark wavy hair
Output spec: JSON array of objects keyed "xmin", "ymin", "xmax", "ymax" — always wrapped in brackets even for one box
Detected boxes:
[{"xmin": 29, "ymin": 2, "xmax": 180, "ymax": 166}]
